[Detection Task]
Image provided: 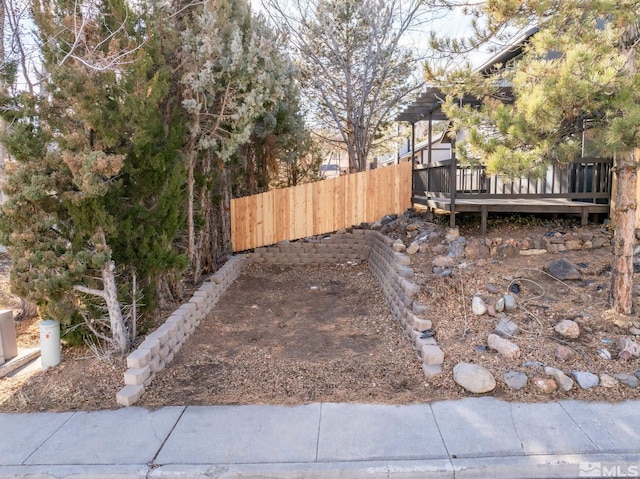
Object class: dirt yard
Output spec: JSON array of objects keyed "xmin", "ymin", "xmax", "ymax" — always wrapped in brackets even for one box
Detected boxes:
[{"xmin": 1, "ymin": 217, "xmax": 639, "ymax": 412}]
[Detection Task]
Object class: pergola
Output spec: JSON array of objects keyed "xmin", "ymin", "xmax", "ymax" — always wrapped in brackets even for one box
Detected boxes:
[{"xmin": 394, "ymin": 86, "xmax": 512, "ymax": 165}]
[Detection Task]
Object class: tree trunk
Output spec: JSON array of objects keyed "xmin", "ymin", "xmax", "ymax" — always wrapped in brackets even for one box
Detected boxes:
[
  {"xmin": 187, "ymin": 150, "xmax": 196, "ymax": 261},
  {"xmin": 610, "ymin": 152, "xmax": 637, "ymax": 314},
  {"xmin": 102, "ymin": 261, "xmax": 128, "ymax": 354}
]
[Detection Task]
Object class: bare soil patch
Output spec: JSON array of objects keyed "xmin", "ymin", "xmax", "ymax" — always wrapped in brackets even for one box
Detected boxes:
[
  {"xmin": 1, "ymin": 220, "xmax": 639, "ymax": 412},
  {"xmin": 140, "ymin": 263, "xmax": 428, "ymax": 407}
]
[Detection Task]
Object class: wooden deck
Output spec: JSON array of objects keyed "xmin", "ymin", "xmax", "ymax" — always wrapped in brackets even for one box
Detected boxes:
[
  {"xmin": 412, "ymin": 195, "xmax": 610, "ymax": 233},
  {"xmin": 412, "ymin": 157, "xmax": 612, "ymax": 234}
]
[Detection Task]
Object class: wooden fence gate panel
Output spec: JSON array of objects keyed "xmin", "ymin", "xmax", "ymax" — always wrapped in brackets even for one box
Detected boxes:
[{"xmin": 230, "ymin": 161, "xmax": 412, "ymax": 252}]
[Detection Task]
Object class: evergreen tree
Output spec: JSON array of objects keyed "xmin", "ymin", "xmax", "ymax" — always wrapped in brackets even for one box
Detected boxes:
[
  {"xmin": 179, "ymin": 0, "xmax": 296, "ymax": 276},
  {"xmin": 431, "ymin": 1, "xmax": 640, "ymax": 315},
  {"xmin": 0, "ymin": 0, "xmax": 186, "ymax": 353}
]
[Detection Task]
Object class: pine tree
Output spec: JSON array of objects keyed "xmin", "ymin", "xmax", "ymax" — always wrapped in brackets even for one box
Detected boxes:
[{"xmin": 432, "ymin": 1, "xmax": 640, "ymax": 315}]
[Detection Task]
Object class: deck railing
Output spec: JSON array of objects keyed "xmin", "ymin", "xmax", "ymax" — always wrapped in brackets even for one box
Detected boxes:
[{"xmin": 413, "ymin": 157, "xmax": 612, "ymax": 203}]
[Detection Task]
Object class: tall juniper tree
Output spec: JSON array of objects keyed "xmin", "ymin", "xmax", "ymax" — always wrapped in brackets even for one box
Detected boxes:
[
  {"xmin": 179, "ymin": 0, "xmax": 297, "ymax": 278},
  {"xmin": 0, "ymin": 0, "xmax": 186, "ymax": 353}
]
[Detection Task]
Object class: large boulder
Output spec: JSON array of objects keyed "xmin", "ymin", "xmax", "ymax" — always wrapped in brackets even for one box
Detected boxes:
[{"xmin": 453, "ymin": 362, "xmax": 496, "ymax": 394}]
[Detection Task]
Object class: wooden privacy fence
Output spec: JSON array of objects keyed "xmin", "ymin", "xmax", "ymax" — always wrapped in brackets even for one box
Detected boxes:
[{"xmin": 230, "ymin": 161, "xmax": 412, "ymax": 252}]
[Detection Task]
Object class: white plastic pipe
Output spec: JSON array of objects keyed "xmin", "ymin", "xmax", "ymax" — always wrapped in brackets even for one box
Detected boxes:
[{"xmin": 40, "ymin": 320, "xmax": 61, "ymax": 368}]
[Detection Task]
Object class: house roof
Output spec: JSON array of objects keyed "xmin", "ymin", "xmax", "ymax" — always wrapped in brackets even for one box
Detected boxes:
[
  {"xmin": 394, "ymin": 86, "xmax": 513, "ymax": 123},
  {"xmin": 395, "ymin": 27, "xmax": 538, "ymax": 124}
]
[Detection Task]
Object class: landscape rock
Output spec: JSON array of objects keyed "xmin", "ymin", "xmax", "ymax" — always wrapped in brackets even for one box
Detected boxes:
[
  {"xmin": 471, "ymin": 296, "xmax": 488, "ymax": 316},
  {"xmin": 445, "ymin": 228, "xmax": 460, "ymax": 242},
  {"xmin": 554, "ymin": 319, "xmax": 581, "ymax": 339},
  {"xmin": 406, "ymin": 242, "xmax": 420, "ymax": 255},
  {"xmin": 544, "ymin": 366, "xmax": 574, "ymax": 392},
  {"xmin": 503, "ymin": 371, "xmax": 528, "ymax": 390},
  {"xmin": 487, "ymin": 333, "xmax": 520, "ymax": 359},
  {"xmin": 433, "ymin": 255, "xmax": 456, "ymax": 268},
  {"xmin": 432, "ymin": 244, "xmax": 448, "ymax": 255},
  {"xmin": 597, "ymin": 349, "xmax": 612, "ymax": 360},
  {"xmin": 599, "ymin": 374, "xmax": 618, "ymax": 388},
  {"xmin": 465, "ymin": 239, "xmax": 489, "ymax": 260},
  {"xmin": 519, "ymin": 249, "xmax": 547, "ymax": 256},
  {"xmin": 547, "ymin": 259, "xmax": 582, "ymax": 280},
  {"xmin": 522, "ymin": 360, "xmax": 544, "ymax": 370},
  {"xmin": 380, "ymin": 214, "xmax": 398, "ymax": 225},
  {"xmin": 497, "ymin": 244, "xmax": 518, "ymax": 258},
  {"xmin": 495, "ymin": 297, "xmax": 505, "ymax": 313},
  {"xmin": 572, "ymin": 371, "xmax": 600, "ymax": 389},
  {"xmin": 532, "ymin": 377, "xmax": 558, "ymax": 393},
  {"xmin": 555, "ymin": 345, "xmax": 575, "ymax": 362},
  {"xmin": 392, "ymin": 240, "xmax": 406, "ymax": 253},
  {"xmin": 616, "ymin": 337, "xmax": 640, "ymax": 360},
  {"xmin": 448, "ymin": 238, "xmax": 466, "ymax": 257},
  {"xmin": 503, "ymin": 294, "xmax": 516, "ymax": 311},
  {"xmin": 486, "ymin": 304, "xmax": 497, "ymax": 317},
  {"xmin": 495, "ymin": 317, "xmax": 520, "ymax": 337},
  {"xmin": 613, "ymin": 373, "xmax": 639, "ymax": 388},
  {"xmin": 453, "ymin": 362, "xmax": 496, "ymax": 393},
  {"xmin": 485, "ymin": 283, "xmax": 500, "ymax": 294}
]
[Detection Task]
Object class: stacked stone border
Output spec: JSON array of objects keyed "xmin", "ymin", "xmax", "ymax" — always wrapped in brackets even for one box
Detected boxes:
[
  {"xmin": 116, "ymin": 257, "xmax": 249, "ymax": 406},
  {"xmin": 116, "ymin": 230, "xmax": 438, "ymax": 406}
]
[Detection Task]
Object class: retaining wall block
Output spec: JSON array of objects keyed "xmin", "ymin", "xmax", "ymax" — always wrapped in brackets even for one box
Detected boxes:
[
  {"xmin": 146, "ymin": 328, "xmax": 171, "ymax": 346},
  {"xmin": 148, "ymin": 355, "xmax": 161, "ymax": 373},
  {"xmin": 167, "ymin": 336, "xmax": 178, "ymax": 350},
  {"xmin": 414, "ymin": 335, "xmax": 438, "ymax": 351},
  {"xmin": 126, "ymin": 348, "xmax": 152, "ymax": 369},
  {"xmin": 155, "ymin": 358, "xmax": 166, "ymax": 373},
  {"xmin": 401, "ymin": 279, "xmax": 421, "ymax": 299},
  {"xmin": 138, "ymin": 337, "xmax": 161, "ymax": 356},
  {"xmin": 408, "ymin": 313, "xmax": 432, "ymax": 332},
  {"xmin": 116, "ymin": 384, "xmax": 145, "ymax": 407},
  {"xmin": 156, "ymin": 322, "xmax": 180, "ymax": 342},
  {"xmin": 393, "ymin": 252, "xmax": 411, "ymax": 266},
  {"xmin": 175, "ymin": 328, "xmax": 185, "ymax": 343},
  {"xmin": 124, "ymin": 366, "xmax": 151, "ymax": 386},
  {"xmin": 396, "ymin": 265, "xmax": 414, "ymax": 279},
  {"xmin": 412, "ymin": 301, "xmax": 429, "ymax": 315},
  {"xmin": 421, "ymin": 344, "xmax": 444, "ymax": 365},
  {"xmin": 189, "ymin": 296, "xmax": 208, "ymax": 311},
  {"xmin": 422, "ymin": 363, "xmax": 443, "ymax": 378},
  {"xmin": 159, "ymin": 344, "xmax": 170, "ymax": 361},
  {"xmin": 197, "ymin": 282, "xmax": 216, "ymax": 294},
  {"xmin": 143, "ymin": 372, "xmax": 156, "ymax": 388},
  {"xmin": 404, "ymin": 323, "xmax": 414, "ymax": 337}
]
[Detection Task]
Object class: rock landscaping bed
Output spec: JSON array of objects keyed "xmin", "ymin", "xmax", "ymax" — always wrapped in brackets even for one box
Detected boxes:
[{"xmin": 1, "ymin": 212, "xmax": 640, "ymax": 411}]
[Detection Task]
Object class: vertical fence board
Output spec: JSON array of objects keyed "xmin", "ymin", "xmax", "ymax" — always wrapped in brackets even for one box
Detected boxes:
[{"xmin": 230, "ymin": 162, "xmax": 411, "ymax": 251}]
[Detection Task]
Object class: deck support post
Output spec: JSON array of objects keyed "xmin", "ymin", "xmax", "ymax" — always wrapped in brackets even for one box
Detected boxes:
[
  {"xmin": 449, "ymin": 136, "xmax": 457, "ymax": 229},
  {"xmin": 581, "ymin": 207, "xmax": 589, "ymax": 226},
  {"xmin": 481, "ymin": 205, "xmax": 488, "ymax": 235},
  {"xmin": 427, "ymin": 113, "xmax": 433, "ymax": 165}
]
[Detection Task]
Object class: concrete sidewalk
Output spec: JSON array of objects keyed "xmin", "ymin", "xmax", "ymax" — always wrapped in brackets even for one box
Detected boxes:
[{"xmin": 1, "ymin": 397, "xmax": 639, "ymax": 478}]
